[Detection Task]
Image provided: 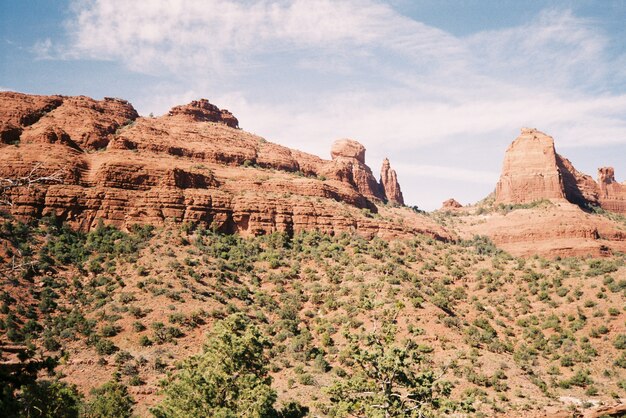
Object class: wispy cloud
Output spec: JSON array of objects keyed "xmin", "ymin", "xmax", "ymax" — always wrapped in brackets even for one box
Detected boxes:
[
  {"xmin": 31, "ymin": 38, "xmax": 54, "ymax": 60},
  {"xmin": 65, "ymin": 0, "xmax": 460, "ymax": 75}
]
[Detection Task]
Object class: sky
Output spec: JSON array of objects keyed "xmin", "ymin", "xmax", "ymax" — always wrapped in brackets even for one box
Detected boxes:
[{"xmin": 2, "ymin": 0, "xmax": 626, "ymax": 210}]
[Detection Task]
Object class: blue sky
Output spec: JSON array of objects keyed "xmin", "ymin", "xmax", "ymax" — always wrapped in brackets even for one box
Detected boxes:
[{"xmin": 2, "ymin": 0, "xmax": 626, "ymax": 210}]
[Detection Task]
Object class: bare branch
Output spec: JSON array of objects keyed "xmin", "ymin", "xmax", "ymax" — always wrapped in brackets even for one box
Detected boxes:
[{"xmin": 0, "ymin": 163, "xmax": 65, "ymax": 207}]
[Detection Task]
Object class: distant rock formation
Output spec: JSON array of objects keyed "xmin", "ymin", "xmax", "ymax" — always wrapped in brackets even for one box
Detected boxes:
[
  {"xmin": 598, "ymin": 167, "xmax": 626, "ymax": 214},
  {"xmin": 168, "ymin": 99, "xmax": 239, "ymax": 128},
  {"xmin": 495, "ymin": 129, "xmax": 566, "ymax": 203},
  {"xmin": 330, "ymin": 138, "xmax": 384, "ymax": 202},
  {"xmin": 441, "ymin": 198, "xmax": 462, "ymax": 210},
  {"xmin": 380, "ymin": 158, "xmax": 404, "ymax": 205},
  {"xmin": 0, "ymin": 92, "xmax": 435, "ymax": 240},
  {"xmin": 495, "ymin": 128, "xmax": 625, "ymax": 214}
]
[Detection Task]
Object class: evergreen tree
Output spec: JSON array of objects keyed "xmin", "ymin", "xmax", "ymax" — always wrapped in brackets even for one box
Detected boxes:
[
  {"xmin": 84, "ymin": 378, "xmax": 135, "ymax": 418},
  {"xmin": 152, "ymin": 313, "xmax": 306, "ymax": 418},
  {"xmin": 326, "ymin": 323, "xmax": 453, "ymax": 418}
]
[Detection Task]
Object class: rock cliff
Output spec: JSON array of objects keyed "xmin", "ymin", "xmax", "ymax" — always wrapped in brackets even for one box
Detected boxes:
[
  {"xmin": 0, "ymin": 92, "xmax": 440, "ymax": 240},
  {"xmin": 495, "ymin": 128, "xmax": 625, "ymax": 214},
  {"xmin": 329, "ymin": 138, "xmax": 384, "ymax": 202},
  {"xmin": 455, "ymin": 128, "xmax": 626, "ymax": 257},
  {"xmin": 598, "ymin": 167, "xmax": 626, "ymax": 214},
  {"xmin": 495, "ymin": 128, "xmax": 566, "ymax": 203}
]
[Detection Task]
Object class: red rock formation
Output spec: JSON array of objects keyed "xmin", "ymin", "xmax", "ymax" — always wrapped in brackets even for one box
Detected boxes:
[
  {"xmin": 0, "ymin": 92, "xmax": 445, "ymax": 241},
  {"xmin": 495, "ymin": 128, "xmax": 566, "ymax": 204},
  {"xmin": 556, "ymin": 155, "xmax": 599, "ymax": 206},
  {"xmin": 0, "ymin": 92, "xmax": 138, "ymax": 150},
  {"xmin": 598, "ymin": 167, "xmax": 626, "ymax": 214},
  {"xmin": 168, "ymin": 99, "xmax": 238, "ymax": 128},
  {"xmin": 329, "ymin": 138, "xmax": 385, "ymax": 202},
  {"xmin": 441, "ymin": 198, "xmax": 462, "ymax": 210},
  {"xmin": 380, "ymin": 158, "xmax": 404, "ymax": 205},
  {"xmin": 468, "ymin": 128, "xmax": 626, "ymax": 257},
  {"xmin": 495, "ymin": 128, "xmax": 625, "ymax": 214},
  {"xmin": 456, "ymin": 200, "xmax": 626, "ymax": 258}
]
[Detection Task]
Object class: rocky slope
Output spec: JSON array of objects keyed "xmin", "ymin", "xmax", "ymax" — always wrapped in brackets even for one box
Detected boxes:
[{"xmin": 0, "ymin": 92, "xmax": 442, "ymax": 240}]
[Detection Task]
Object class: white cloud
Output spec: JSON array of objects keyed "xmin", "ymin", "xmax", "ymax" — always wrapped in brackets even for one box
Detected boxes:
[
  {"xmin": 31, "ymin": 38, "xmax": 53, "ymax": 60},
  {"xmin": 66, "ymin": 0, "xmax": 461, "ymax": 75}
]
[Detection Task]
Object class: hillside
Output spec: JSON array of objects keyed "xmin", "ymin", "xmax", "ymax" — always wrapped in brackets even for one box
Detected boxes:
[{"xmin": 2, "ymin": 216, "xmax": 626, "ymax": 417}]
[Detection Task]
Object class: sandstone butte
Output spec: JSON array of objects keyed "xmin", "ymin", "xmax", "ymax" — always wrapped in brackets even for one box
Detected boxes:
[
  {"xmin": 495, "ymin": 128, "xmax": 626, "ymax": 213},
  {"xmin": 451, "ymin": 128, "xmax": 626, "ymax": 258},
  {"xmin": 0, "ymin": 91, "xmax": 442, "ymax": 240}
]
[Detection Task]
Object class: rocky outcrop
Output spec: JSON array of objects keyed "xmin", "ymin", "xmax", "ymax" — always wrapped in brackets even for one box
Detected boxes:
[
  {"xmin": 329, "ymin": 139, "xmax": 385, "ymax": 202},
  {"xmin": 380, "ymin": 158, "xmax": 404, "ymax": 205},
  {"xmin": 168, "ymin": 99, "xmax": 238, "ymax": 128},
  {"xmin": 0, "ymin": 92, "xmax": 138, "ymax": 150},
  {"xmin": 556, "ymin": 155, "xmax": 599, "ymax": 206},
  {"xmin": 460, "ymin": 128, "xmax": 626, "ymax": 257},
  {"xmin": 441, "ymin": 198, "xmax": 462, "ymax": 211},
  {"xmin": 495, "ymin": 128, "xmax": 625, "ymax": 214},
  {"xmin": 456, "ymin": 200, "xmax": 626, "ymax": 257},
  {"xmin": 0, "ymin": 92, "xmax": 435, "ymax": 240},
  {"xmin": 495, "ymin": 129, "xmax": 566, "ymax": 204},
  {"xmin": 598, "ymin": 167, "xmax": 626, "ymax": 214}
]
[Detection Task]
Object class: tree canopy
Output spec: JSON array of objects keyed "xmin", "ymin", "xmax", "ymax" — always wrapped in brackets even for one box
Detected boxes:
[
  {"xmin": 152, "ymin": 313, "xmax": 306, "ymax": 418},
  {"xmin": 326, "ymin": 322, "xmax": 455, "ymax": 418}
]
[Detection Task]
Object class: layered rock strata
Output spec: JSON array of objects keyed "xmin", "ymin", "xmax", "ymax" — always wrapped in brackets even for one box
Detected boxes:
[
  {"xmin": 598, "ymin": 167, "xmax": 626, "ymax": 214},
  {"xmin": 0, "ymin": 92, "xmax": 442, "ymax": 241}
]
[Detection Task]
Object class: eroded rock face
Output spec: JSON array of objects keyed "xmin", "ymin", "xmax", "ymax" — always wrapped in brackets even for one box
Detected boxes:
[
  {"xmin": 331, "ymin": 138, "xmax": 366, "ymax": 163},
  {"xmin": 0, "ymin": 92, "xmax": 434, "ymax": 240},
  {"xmin": 168, "ymin": 99, "xmax": 239, "ymax": 128},
  {"xmin": 0, "ymin": 92, "xmax": 138, "ymax": 150},
  {"xmin": 330, "ymin": 138, "xmax": 385, "ymax": 202},
  {"xmin": 380, "ymin": 158, "xmax": 404, "ymax": 205},
  {"xmin": 495, "ymin": 129, "xmax": 566, "ymax": 204},
  {"xmin": 598, "ymin": 167, "xmax": 626, "ymax": 214},
  {"xmin": 495, "ymin": 128, "xmax": 625, "ymax": 214}
]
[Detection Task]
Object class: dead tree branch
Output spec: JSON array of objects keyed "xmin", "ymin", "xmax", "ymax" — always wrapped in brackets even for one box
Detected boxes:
[{"xmin": 0, "ymin": 162, "xmax": 65, "ymax": 206}]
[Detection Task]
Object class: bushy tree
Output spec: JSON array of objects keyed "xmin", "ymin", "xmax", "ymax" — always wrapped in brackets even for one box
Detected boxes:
[
  {"xmin": 83, "ymin": 378, "xmax": 134, "ymax": 418},
  {"xmin": 20, "ymin": 380, "xmax": 83, "ymax": 418},
  {"xmin": 0, "ymin": 349, "xmax": 78, "ymax": 418},
  {"xmin": 326, "ymin": 323, "xmax": 454, "ymax": 418},
  {"xmin": 152, "ymin": 313, "xmax": 306, "ymax": 418}
]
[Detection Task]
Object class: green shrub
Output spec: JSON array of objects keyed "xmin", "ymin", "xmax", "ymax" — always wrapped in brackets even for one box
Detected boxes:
[
  {"xmin": 84, "ymin": 379, "xmax": 134, "ymax": 418},
  {"xmin": 95, "ymin": 339, "xmax": 118, "ymax": 355},
  {"xmin": 614, "ymin": 334, "xmax": 626, "ymax": 349}
]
